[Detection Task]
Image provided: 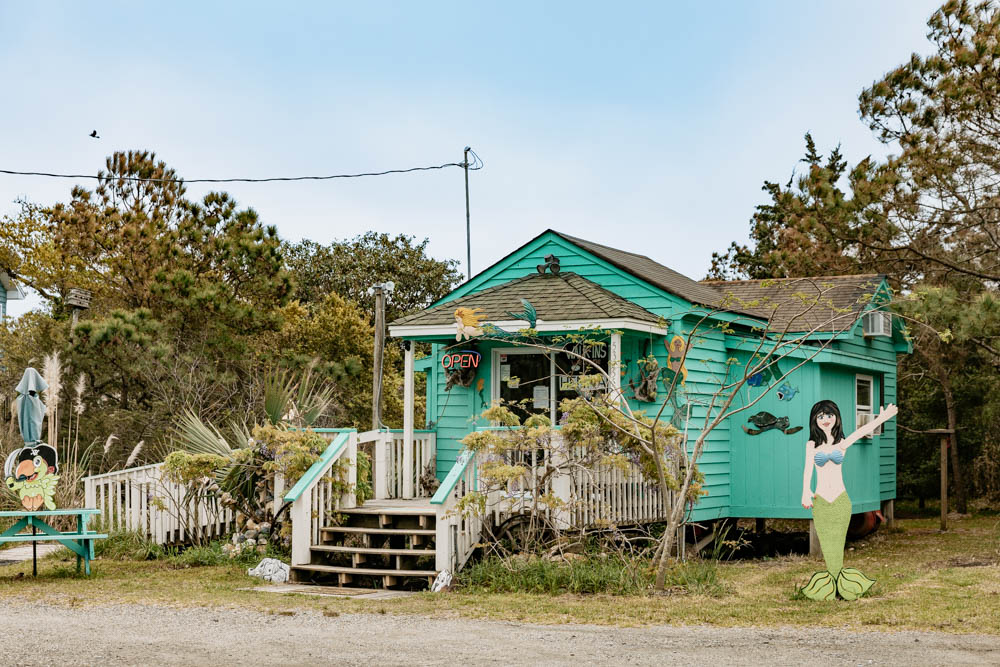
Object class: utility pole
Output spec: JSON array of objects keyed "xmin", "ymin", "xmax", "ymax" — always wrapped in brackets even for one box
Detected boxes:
[
  {"xmin": 371, "ymin": 285, "xmax": 385, "ymax": 430},
  {"xmin": 463, "ymin": 146, "xmax": 472, "ymax": 280},
  {"xmin": 369, "ymin": 281, "xmax": 395, "ymax": 430}
]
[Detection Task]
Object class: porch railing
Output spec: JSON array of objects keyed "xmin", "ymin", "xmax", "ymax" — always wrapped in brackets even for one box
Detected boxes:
[
  {"xmin": 82, "ymin": 463, "xmax": 234, "ymax": 545},
  {"xmin": 360, "ymin": 429, "xmax": 437, "ymax": 500},
  {"xmin": 430, "ymin": 430, "xmax": 675, "ymax": 574},
  {"xmin": 430, "ymin": 449, "xmax": 485, "ymax": 573},
  {"xmin": 284, "ymin": 429, "xmax": 358, "ymax": 567}
]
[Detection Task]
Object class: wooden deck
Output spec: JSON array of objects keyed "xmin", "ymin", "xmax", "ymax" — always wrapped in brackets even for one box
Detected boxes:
[{"xmin": 350, "ymin": 498, "xmax": 434, "ymax": 513}]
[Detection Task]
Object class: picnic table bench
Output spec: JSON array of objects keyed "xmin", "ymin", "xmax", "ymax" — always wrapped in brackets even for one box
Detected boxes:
[{"xmin": 0, "ymin": 509, "xmax": 106, "ymax": 575}]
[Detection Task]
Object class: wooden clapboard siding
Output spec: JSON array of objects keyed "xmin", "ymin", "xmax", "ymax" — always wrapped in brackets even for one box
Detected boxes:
[{"xmin": 414, "ymin": 231, "xmax": 904, "ymax": 523}]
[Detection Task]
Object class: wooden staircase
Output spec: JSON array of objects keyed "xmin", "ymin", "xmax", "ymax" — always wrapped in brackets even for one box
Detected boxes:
[{"xmin": 290, "ymin": 502, "xmax": 438, "ymax": 590}]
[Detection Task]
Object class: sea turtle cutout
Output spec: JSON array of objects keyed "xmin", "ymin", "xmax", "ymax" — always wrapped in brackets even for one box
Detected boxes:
[{"xmin": 741, "ymin": 411, "xmax": 802, "ymax": 435}]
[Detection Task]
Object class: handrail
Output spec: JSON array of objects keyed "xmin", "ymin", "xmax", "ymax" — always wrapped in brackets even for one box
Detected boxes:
[
  {"xmin": 430, "ymin": 449, "xmax": 473, "ymax": 505},
  {"xmin": 81, "ymin": 462, "xmax": 164, "ymax": 481},
  {"xmin": 306, "ymin": 428, "xmax": 360, "ymax": 434},
  {"xmin": 283, "ymin": 431, "xmax": 352, "ymax": 503},
  {"xmin": 360, "ymin": 428, "xmax": 436, "ymax": 434}
]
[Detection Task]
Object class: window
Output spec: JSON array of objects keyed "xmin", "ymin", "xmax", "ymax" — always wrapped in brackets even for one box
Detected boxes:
[
  {"xmin": 863, "ymin": 311, "xmax": 892, "ymax": 337},
  {"xmin": 855, "ymin": 374, "xmax": 879, "ymax": 437},
  {"xmin": 492, "ymin": 341, "xmax": 611, "ymax": 424}
]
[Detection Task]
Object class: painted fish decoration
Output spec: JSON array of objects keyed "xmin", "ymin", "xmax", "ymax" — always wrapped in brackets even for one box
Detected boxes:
[{"xmin": 776, "ymin": 383, "xmax": 799, "ymax": 402}]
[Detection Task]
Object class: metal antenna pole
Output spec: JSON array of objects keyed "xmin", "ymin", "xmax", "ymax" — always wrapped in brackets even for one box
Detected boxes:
[{"xmin": 464, "ymin": 146, "xmax": 472, "ymax": 280}]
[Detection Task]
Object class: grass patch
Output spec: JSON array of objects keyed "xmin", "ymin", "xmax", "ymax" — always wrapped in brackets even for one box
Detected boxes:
[
  {"xmin": 95, "ymin": 530, "xmax": 164, "ymax": 561},
  {"xmin": 0, "ymin": 513, "xmax": 997, "ymax": 632},
  {"xmin": 459, "ymin": 553, "xmax": 655, "ymax": 595}
]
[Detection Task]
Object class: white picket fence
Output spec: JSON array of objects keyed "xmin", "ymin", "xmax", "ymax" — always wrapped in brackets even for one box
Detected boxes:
[{"xmin": 82, "ymin": 463, "xmax": 234, "ymax": 545}]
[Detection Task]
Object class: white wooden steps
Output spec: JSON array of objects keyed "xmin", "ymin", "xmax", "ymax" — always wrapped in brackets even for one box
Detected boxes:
[{"xmin": 290, "ymin": 501, "xmax": 439, "ymax": 590}]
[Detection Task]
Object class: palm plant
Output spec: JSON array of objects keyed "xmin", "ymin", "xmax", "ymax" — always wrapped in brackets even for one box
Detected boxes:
[{"xmin": 167, "ymin": 361, "xmax": 335, "ymax": 522}]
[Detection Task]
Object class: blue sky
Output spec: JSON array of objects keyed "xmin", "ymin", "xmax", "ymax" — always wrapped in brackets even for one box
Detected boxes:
[{"xmin": 2, "ymin": 1, "xmax": 942, "ymax": 316}]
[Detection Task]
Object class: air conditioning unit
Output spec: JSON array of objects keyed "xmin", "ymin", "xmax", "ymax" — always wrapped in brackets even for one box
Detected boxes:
[
  {"xmin": 856, "ymin": 411, "xmax": 882, "ymax": 437},
  {"xmin": 863, "ymin": 311, "xmax": 892, "ymax": 337}
]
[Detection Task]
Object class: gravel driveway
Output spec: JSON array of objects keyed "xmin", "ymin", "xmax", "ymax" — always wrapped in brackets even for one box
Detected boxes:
[{"xmin": 1, "ymin": 601, "xmax": 997, "ymax": 666}]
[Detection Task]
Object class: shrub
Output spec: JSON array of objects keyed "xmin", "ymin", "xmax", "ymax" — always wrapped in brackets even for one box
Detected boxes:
[
  {"xmin": 95, "ymin": 530, "xmax": 164, "ymax": 561},
  {"xmin": 458, "ymin": 552, "xmax": 653, "ymax": 595},
  {"xmin": 659, "ymin": 560, "xmax": 726, "ymax": 597},
  {"xmin": 169, "ymin": 543, "xmax": 228, "ymax": 568}
]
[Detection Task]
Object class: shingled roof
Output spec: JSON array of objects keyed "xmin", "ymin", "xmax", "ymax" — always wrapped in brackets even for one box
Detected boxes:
[
  {"xmin": 553, "ymin": 232, "xmax": 726, "ymax": 309},
  {"xmin": 390, "ymin": 272, "xmax": 663, "ymax": 328},
  {"xmin": 700, "ymin": 275, "xmax": 886, "ymax": 332}
]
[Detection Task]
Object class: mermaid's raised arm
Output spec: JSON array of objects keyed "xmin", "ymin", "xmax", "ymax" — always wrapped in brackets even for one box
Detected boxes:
[{"xmin": 842, "ymin": 403, "xmax": 898, "ymax": 449}]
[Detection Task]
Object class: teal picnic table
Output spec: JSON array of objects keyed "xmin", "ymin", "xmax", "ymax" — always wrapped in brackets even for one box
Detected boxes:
[{"xmin": 0, "ymin": 509, "xmax": 106, "ymax": 576}]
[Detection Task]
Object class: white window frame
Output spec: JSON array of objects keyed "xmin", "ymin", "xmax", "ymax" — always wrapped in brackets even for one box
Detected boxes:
[
  {"xmin": 855, "ymin": 374, "xmax": 879, "ymax": 437},
  {"xmin": 863, "ymin": 311, "xmax": 892, "ymax": 337}
]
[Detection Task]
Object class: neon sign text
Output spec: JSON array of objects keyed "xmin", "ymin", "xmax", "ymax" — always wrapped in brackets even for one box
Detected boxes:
[{"xmin": 441, "ymin": 351, "xmax": 481, "ymax": 370}]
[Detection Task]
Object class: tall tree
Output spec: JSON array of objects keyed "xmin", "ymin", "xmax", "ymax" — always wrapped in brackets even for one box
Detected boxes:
[
  {"xmin": 857, "ymin": 0, "xmax": 1000, "ymax": 283},
  {"xmin": 707, "ymin": 134, "xmax": 900, "ymax": 283},
  {"xmin": 284, "ymin": 233, "xmax": 461, "ymax": 323}
]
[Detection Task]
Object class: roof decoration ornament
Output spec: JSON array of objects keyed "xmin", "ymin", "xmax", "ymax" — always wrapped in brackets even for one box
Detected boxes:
[
  {"xmin": 454, "ymin": 307, "xmax": 486, "ymax": 341},
  {"xmin": 536, "ymin": 254, "xmax": 560, "ymax": 275}
]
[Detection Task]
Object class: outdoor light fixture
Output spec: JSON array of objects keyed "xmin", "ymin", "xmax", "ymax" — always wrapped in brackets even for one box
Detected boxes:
[
  {"xmin": 536, "ymin": 254, "xmax": 560, "ymax": 275},
  {"xmin": 366, "ymin": 281, "xmax": 395, "ymax": 296}
]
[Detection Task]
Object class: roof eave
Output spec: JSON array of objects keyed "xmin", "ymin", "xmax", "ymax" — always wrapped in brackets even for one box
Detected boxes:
[{"xmin": 390, "ymin": 317, "xmax": 669, "ymax": 340}]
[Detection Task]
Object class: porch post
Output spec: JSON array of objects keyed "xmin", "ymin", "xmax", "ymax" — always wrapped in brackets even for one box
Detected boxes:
[
  {"xmin": 609, "ymin": 333, "xmax": 622, "ymax": 403},
  {"xmin": 403, "ymin": 341, "xmax": 416, "ymax": 498}
]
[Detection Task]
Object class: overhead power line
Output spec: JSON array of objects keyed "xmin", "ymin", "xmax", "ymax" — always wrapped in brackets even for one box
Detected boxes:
[{"xmin": 0, "ymin": 157, "xmax": 484, "ymax": 185}]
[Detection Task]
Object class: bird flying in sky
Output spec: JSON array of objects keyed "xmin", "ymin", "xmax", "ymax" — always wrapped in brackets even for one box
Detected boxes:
[{"xmin": 89, "ymin": 130, "xmax": 100, "ymax": 139}]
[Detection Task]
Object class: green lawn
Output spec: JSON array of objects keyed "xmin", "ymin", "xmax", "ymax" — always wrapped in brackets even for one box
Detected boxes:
[{"xmin": 0, "ymin": 512, "xmax": 997, "ymax": 633}]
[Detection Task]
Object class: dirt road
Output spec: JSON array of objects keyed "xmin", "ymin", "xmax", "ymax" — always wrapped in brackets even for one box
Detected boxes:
[{"xmin": 1, "ymin": 601, "xmax": 997, "ymax": 666}]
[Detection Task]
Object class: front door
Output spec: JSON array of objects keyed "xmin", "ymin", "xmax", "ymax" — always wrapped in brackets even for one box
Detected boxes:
[{"xmin": 493, "ymin": 348, "xmax": 554, "ymax": 423}]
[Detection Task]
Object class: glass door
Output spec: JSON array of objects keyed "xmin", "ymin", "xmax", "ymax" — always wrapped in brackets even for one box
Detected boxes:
[{"xmin": 494, "ymin": 348, "xmax": 554, "ymax": 423}]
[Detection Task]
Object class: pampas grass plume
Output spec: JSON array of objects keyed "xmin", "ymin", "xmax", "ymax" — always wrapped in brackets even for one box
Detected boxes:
[
  {"xmin": 103, "ymin": 434, "xmax": 118, "ymax": 455},
  {"xmin": 74, "ymin": 373, "xmax": 86, "ymax": 415},
  {"xmin": 125, "ymin": 440, "xmax": 144, "ymax": 468}
]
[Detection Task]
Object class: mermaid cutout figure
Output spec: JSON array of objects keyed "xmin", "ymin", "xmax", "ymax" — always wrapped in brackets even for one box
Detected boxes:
[{"xmin": 800, "ymin": 399, "xmax": 897, "ymax": 601}]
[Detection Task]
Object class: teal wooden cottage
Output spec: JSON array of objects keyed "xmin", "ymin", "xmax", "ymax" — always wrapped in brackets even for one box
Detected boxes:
[{"xmin": 284, "ymin": 230, "xmax": 910, "ymax": 587}]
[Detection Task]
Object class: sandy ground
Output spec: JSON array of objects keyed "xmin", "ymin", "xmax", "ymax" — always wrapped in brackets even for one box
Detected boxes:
[{"xmin": 0, "ymin": 601, "xmax": 998, "ymax": 666}]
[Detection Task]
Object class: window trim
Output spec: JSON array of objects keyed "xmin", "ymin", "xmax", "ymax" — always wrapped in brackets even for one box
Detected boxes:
[
  {"xmin": 492, "ymin": 347, "xmax": 557, "ymax": 423},
  {"xmin": 855, "ymin": 373, "xmax": 878, "ymax": 438},
  {"xmin": 863, "ymin": 311, "xmax": 892, "ymax": 337}
]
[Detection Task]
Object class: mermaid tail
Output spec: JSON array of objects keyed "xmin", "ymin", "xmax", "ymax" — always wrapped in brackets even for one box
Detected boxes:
[
  {"xmin": 801, "ymin": 571, "xmax": 836, "ymax": 601},
  {"xmin": 836, "ymin": 568, "xmax": 875, "ymax": 600},
  {"xmin": 800, "ymin": 492, "xmax": 876, "ymax": 601}
]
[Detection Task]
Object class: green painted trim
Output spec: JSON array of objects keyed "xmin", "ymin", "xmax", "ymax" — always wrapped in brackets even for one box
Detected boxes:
[
  {"xmin": 414, "ymin": 355, "xmax": 433, "ymax": 372},
  {"xmin": 0, "ymin": 509, "xmax": 100, "ymax": 517},
  {"xmin": 430, "ymin": 450, "xmax": 472, "ymax": 505},
  {"xmin": 0, "ymin": 532, "xmax": 107, "ymax": 543},
  {"xmin": 304, "ymin": 428, "xmax": 356, "ymax": 434},
  {"xmin": 282, "ymin": 431, "xmax": 351, "ymax": 503}
]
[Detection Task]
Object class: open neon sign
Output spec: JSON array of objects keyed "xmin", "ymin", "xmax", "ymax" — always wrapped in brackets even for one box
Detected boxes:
[{"xmin": 441, "ymin": 351, "xmax": 481, "ymax": 369}]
